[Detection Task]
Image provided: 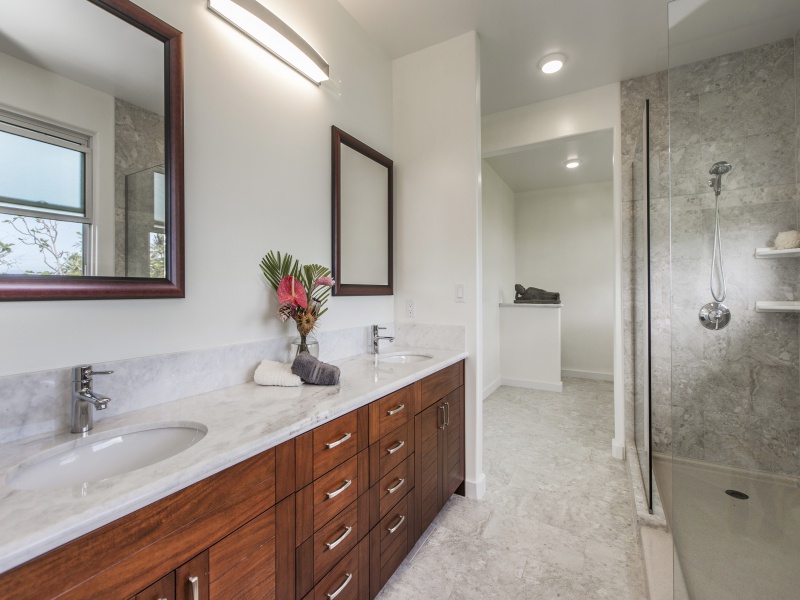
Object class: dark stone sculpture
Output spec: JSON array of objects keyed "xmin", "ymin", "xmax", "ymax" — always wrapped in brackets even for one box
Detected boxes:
[{"xmin": 514, "ymin": 284, "xmax": 561, "ymax": 304}]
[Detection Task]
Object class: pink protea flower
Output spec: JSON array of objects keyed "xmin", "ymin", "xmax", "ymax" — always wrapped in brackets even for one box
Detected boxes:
[
  {"xmin": 277, "ymin": 302, "xmax": 294, "ymax": 322},
  {"xmin": 312, "ymin": 276, "xmax": 335, "ymax": 291},
  {"xmin": 277, "ymin": 276, "xmax": 307, "ymax": 309}
]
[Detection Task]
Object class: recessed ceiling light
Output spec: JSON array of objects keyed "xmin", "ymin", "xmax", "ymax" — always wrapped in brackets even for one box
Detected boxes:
[
  {"xmin": 565, "ymin": 159, "xmax": 580, "ymax": 169},
  {"xmin": 539, "ymin": 53, "xmax": 566, "ymax": 74}
]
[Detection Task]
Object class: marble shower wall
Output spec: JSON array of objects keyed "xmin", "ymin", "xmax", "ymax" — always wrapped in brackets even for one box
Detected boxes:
[
  {"xmin": 114, "ymin": 98, "xmax": 165, "ymax": 276},
  {"xmin": 623, "ymin": 37, "xmax": 800, "ymax": 477}
]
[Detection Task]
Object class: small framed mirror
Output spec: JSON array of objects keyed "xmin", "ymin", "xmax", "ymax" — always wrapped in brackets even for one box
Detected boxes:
[
  {"xmin": 0, "ymin": 0, "xmax": 184, "ymax": 300},
  {"xmin": 331, "ymin": 126, "xmax": 393, "ymax": 296}
]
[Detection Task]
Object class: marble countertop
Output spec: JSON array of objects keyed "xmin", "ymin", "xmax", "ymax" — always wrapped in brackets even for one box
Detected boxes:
[{"xmin": 0, "ymin": 348, "xmax": 467, "ymax": 575}]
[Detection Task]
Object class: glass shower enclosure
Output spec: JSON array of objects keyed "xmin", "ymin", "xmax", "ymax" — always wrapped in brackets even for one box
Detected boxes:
[{"xmin": 662, "ymin": 1, "xmax": 800, "ymax": 597}]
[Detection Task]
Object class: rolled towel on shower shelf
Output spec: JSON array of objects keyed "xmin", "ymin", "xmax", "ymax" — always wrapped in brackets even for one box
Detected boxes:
[
  {"xmin": 292, "ymin": 352, "xmax": 340, "ymax": 386},
  {"xmin": 254, "ymin": 359, "xmax": 303, "ymax": 387},
  {"xmin": 773, "ymin": 230, "xmax": 800, "ymax": 250}
]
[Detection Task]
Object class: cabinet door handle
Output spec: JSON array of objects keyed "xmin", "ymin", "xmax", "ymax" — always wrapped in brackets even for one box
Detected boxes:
[
  {"xmin": 327, "ymin": 572, "xmax": 353, "ymax": 599},
  {"xmin": 325, "ymin": 525, "xmax": 353, "ymax": 550},
  {"xmin": 325, "ymin": 432, "xmax": 352, "ymax": 449},
  {"xmin": 438, "ymin": 405, "xmax": 445, "ymax": 429},
  {"xmin": 326, "ymin": 479, "xmax": 352, "ymax": 499},
  {"xmin": 444, "ymin": 401, "xmax": 450, "ymax": 427},
  {"xmin": 387, "ymin": 514, "xmax": 406, "ymax": 534},
  {"xmin": 386, "ymin": 440, "xmax": 405, "ymax": 454},
  {"xmin": 386, "ymin": 477, "xmax": 405, "ymax": 494},
  {"xmin": 386, "ymin": 404, "xmax": 405, "ymax": 416},
  {"xmin": 188, "ymin": 575, "xmax": 199, "ymax": 600}
]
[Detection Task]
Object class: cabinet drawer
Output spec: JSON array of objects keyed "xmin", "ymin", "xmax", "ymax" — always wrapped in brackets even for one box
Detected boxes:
[
  {"xmin": 369, "ymin": 493, "xmax": 412, "ymax": 597},
  {"xmin": 133, "ymin": 572, "xmax": 175, "ymax": 600},
  {"xmin": 419, "ymin": 361, "xmax": 463, "ymax": 412},
  {"xmin": 312, "ymin": 498, "xmax": 360, "ymax": 583},
  {"xmin": 372, "ymin": 455, "xmax": 414, "ymax": 525},
  {"xmin": 369, "ymin": 420, "xmax": 414, "ymax": 486},
  {"xmin": 369, "ymin": 385, "xmax": 414, "ymax": 444},
  {"xmin": 313, "ymin": 456, "xmax": 359, "ymax": 532},
  {"xmin": 309, "ymin": 539, "xmax": 368, "ymax": 600},
  {"xmin": 312, "ymin": 410, "xmax": 358, "ymax": 480}
]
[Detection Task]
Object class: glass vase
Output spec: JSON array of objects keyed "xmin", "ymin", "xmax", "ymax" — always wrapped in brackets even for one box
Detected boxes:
[{"xmin": 291, "ymin": 332, "xmax": 319, "ymax": 359}]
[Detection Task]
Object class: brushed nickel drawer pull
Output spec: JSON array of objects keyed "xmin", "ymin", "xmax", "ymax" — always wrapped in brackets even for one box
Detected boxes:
[
  {"xmin": 386, "ymin": 440, "xmax": 405, "ymax": 455},
  {"xmin": 387, "ymin": 477, "xmax": 405, "ymax": 494},
  {"xmin": 325, "ymin": 432, "xmax": 352, "ymax": 449},
  {"xmin": 444, "ymin": 401, "xmax": 450, "ymax": 426},
  {"xmin": 325, "ymin": 525, "xmax": 353, "ymax": 550},
  {"xmin": 327, "ymin": 572, "xmax": 353, "ymax": 599},
  {"xmin": 326, "ymin": 479, "xmax": 352, "ymax": 499},
  {"xmin": 387, "ymin": 404, "xmax": 405, "ymax": 416},
  {"xmin": 387, "ymin": 514, "xmax": 406, "ymax": 534},
  {"xmin": 188, "ymin": 575, "xmax": 199, "ymax": 600}
]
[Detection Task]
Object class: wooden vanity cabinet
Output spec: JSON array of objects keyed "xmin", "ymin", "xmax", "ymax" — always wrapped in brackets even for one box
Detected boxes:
[
  {"xmin": 1, "ymin": 360, "xmax": 465, "ymax": 600},
  {"xmin": 413, "ymin": 363, "xmax": 465, "ymax": 545}
]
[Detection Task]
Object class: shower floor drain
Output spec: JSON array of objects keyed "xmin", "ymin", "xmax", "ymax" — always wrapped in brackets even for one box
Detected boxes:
[{"xmin": 725, "ymin": 489, "xmax": 749, "ymax": 500}]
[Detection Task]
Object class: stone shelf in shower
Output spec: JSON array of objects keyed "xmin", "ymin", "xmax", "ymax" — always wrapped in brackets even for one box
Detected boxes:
[
  {"xmin": 755, "ymin": 301, "xmax": 800, "ymax": 313},
  {"xmin": 754, "ymin": 247, "xmax": 800, "ymax": 258}
]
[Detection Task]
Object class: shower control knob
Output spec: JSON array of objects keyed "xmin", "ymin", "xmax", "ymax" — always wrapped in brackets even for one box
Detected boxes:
[{"xmin": 699, "ymin": 302, "xmax": 731, "ymax": 330}]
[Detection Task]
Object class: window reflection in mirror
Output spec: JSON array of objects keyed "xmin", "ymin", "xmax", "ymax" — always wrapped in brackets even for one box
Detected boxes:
[{"xmin": 0, "ymin": 0, "xmax": 166, "ymax": 279}]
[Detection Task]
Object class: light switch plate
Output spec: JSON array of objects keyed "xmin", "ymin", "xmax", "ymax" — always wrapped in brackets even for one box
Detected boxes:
[{"xmin": 455, "ymin": 284, "xmax": 465, "ymax": 303}]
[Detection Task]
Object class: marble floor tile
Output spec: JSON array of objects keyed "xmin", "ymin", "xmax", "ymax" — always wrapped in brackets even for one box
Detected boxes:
[{"xmin": 376, "ymin": 379, "xmax": 646, "ymax": 599}]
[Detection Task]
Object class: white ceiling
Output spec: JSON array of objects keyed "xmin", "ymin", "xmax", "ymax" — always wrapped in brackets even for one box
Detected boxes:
[
  {"xmin": 0, "ymin": 0, "xmax": 165, "ymax": 115},
  {"xmin": 484, "ymin": 130, "xmax": 613, "ymax": 193},
  {"xmin": 337, "ymin": 0, "xmax": 800, "ymax": 115}
]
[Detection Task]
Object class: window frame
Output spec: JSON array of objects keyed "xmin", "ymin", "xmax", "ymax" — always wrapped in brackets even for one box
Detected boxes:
[{"xmin": 0, "ymin": 109, "xmax": 94, "ymax": 276}]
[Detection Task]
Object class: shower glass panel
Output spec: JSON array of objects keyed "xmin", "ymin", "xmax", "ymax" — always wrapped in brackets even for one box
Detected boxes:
[
  {"xmin": 632, "ymin": 100, "xmax": 652, "ymax": 511},
  {"xmin": 125, "ymin": 164, "xmax": 166, "ymax": 278},
  {"xmin": 667, "ymin": 1, "xmax": 800, "ymax": 597}
]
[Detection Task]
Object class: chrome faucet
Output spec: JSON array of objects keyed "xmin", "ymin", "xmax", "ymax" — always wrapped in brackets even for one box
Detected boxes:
[
  {"xmin": 71, "ymin": 365, "xmax": 113, "ymax": 434},
  {"xmin": 372, "ymin": 325, "xmax": 395, "ymax": 356}
]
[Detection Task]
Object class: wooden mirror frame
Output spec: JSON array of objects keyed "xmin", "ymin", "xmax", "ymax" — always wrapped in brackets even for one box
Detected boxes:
[
  {"xmin": 0, "ymin": 0, "xmax": 184, "ymax": 301},
  {"xmin": 331, "ymin": 126, "xmax": 393, "ymax": 296}
]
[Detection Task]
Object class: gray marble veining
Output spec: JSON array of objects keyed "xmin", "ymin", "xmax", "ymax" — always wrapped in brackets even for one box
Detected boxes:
[
  {"xmin": 621, "ymin": 34, "xmax": 800, "ymax": 478},
  {"xmin": 0, "ymin": 322, "xmax": 415, "ymax": 445},
  {"xmin": 0, "ymin": 347, "xmax": 467, "ymax": 574}
]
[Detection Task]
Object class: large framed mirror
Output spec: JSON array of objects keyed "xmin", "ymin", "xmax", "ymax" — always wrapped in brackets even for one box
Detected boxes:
[
  {"xmin": 331, "ymin": 126, "xmax": 393, "ymax": 296},
  {"xmin": 0, "ymin": 0, "xmax": 184, "ymax": 300}
]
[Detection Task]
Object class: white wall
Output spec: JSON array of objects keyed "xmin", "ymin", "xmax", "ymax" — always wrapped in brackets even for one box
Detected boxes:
[
  {"xmin": 0, "ymin": 52, "xmax": 116, "ymax": 277},
  {"xmin": 393, "ymin": 32, "xmax": 484, "ymax": 498},
  {"xmin": 481, "ymin": 161, "xmax": 515, "ymax": 397},
  {"xmin": 0, "ymin": 0, "xmax": 394, "ymax": 377},
  {"xmin": 515, "ymin": 181, "xmax": 614, "ymax": 378},
  {"xmin": 482, "ymin": 82, "xmax": 625, "ymax": 459}
]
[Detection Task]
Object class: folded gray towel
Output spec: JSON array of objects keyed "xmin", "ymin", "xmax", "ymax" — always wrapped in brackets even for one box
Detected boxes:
[{"xmin": 292, "ymin": 352, "xmax": 340, "ymax": 385}]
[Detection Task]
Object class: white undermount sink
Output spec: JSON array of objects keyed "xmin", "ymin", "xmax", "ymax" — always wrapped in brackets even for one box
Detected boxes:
[
  {"xmin": 378, "ymin": 352, "xmax": 434, "ymax": 364},
  {"xmin": 6, "ymin": 422, "xmax": 207, "ymax": 490}
]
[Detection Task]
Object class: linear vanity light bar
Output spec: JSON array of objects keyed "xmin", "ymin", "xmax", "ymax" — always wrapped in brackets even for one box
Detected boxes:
[{"xmin": 208, "ymin": 0, "xmax": 330, "ymax": 85}]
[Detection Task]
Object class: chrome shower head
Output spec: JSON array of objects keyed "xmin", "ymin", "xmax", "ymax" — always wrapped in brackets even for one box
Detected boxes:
[
  {"xmin": 708, "ymin": 161, "xmax": 733, "ymax": 195},
  {"xmin": 709, "ymin": 161, "xmax": 733, "ymax": 176}
]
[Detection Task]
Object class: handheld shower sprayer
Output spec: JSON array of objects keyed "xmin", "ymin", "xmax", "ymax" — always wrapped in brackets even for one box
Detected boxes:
[
  {"xmin": 708, "ymin": 161, "xmax": 733, "ymax": 196},
  {"xmin": 699, "ymin": 161, "xmax": 733, "ymax": 330}
]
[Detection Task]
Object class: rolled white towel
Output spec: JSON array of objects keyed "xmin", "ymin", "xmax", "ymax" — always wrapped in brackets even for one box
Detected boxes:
[{"xmin": 254, "ymin": 359, "xmax": 303, "ymax": 387}]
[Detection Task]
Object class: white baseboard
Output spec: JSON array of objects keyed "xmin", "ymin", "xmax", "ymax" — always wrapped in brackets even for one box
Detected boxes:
[
  {"xmin": 562, "ymin": 369, "xmax": 614, "ymax": 382},
  {"xmin": 464, "ymin": 472, "xmax": 486, "ymax": 500},
  {"xmin": 502, "ymin": 378, "xmax": 563, "ymax": 393},
  {"xmin": 483, "ymin": 378, "xmax": 502, "ymax": 399},
  {"xmin": 612, "ymin": 437, "xmax": 625, "ymax": 460}
]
